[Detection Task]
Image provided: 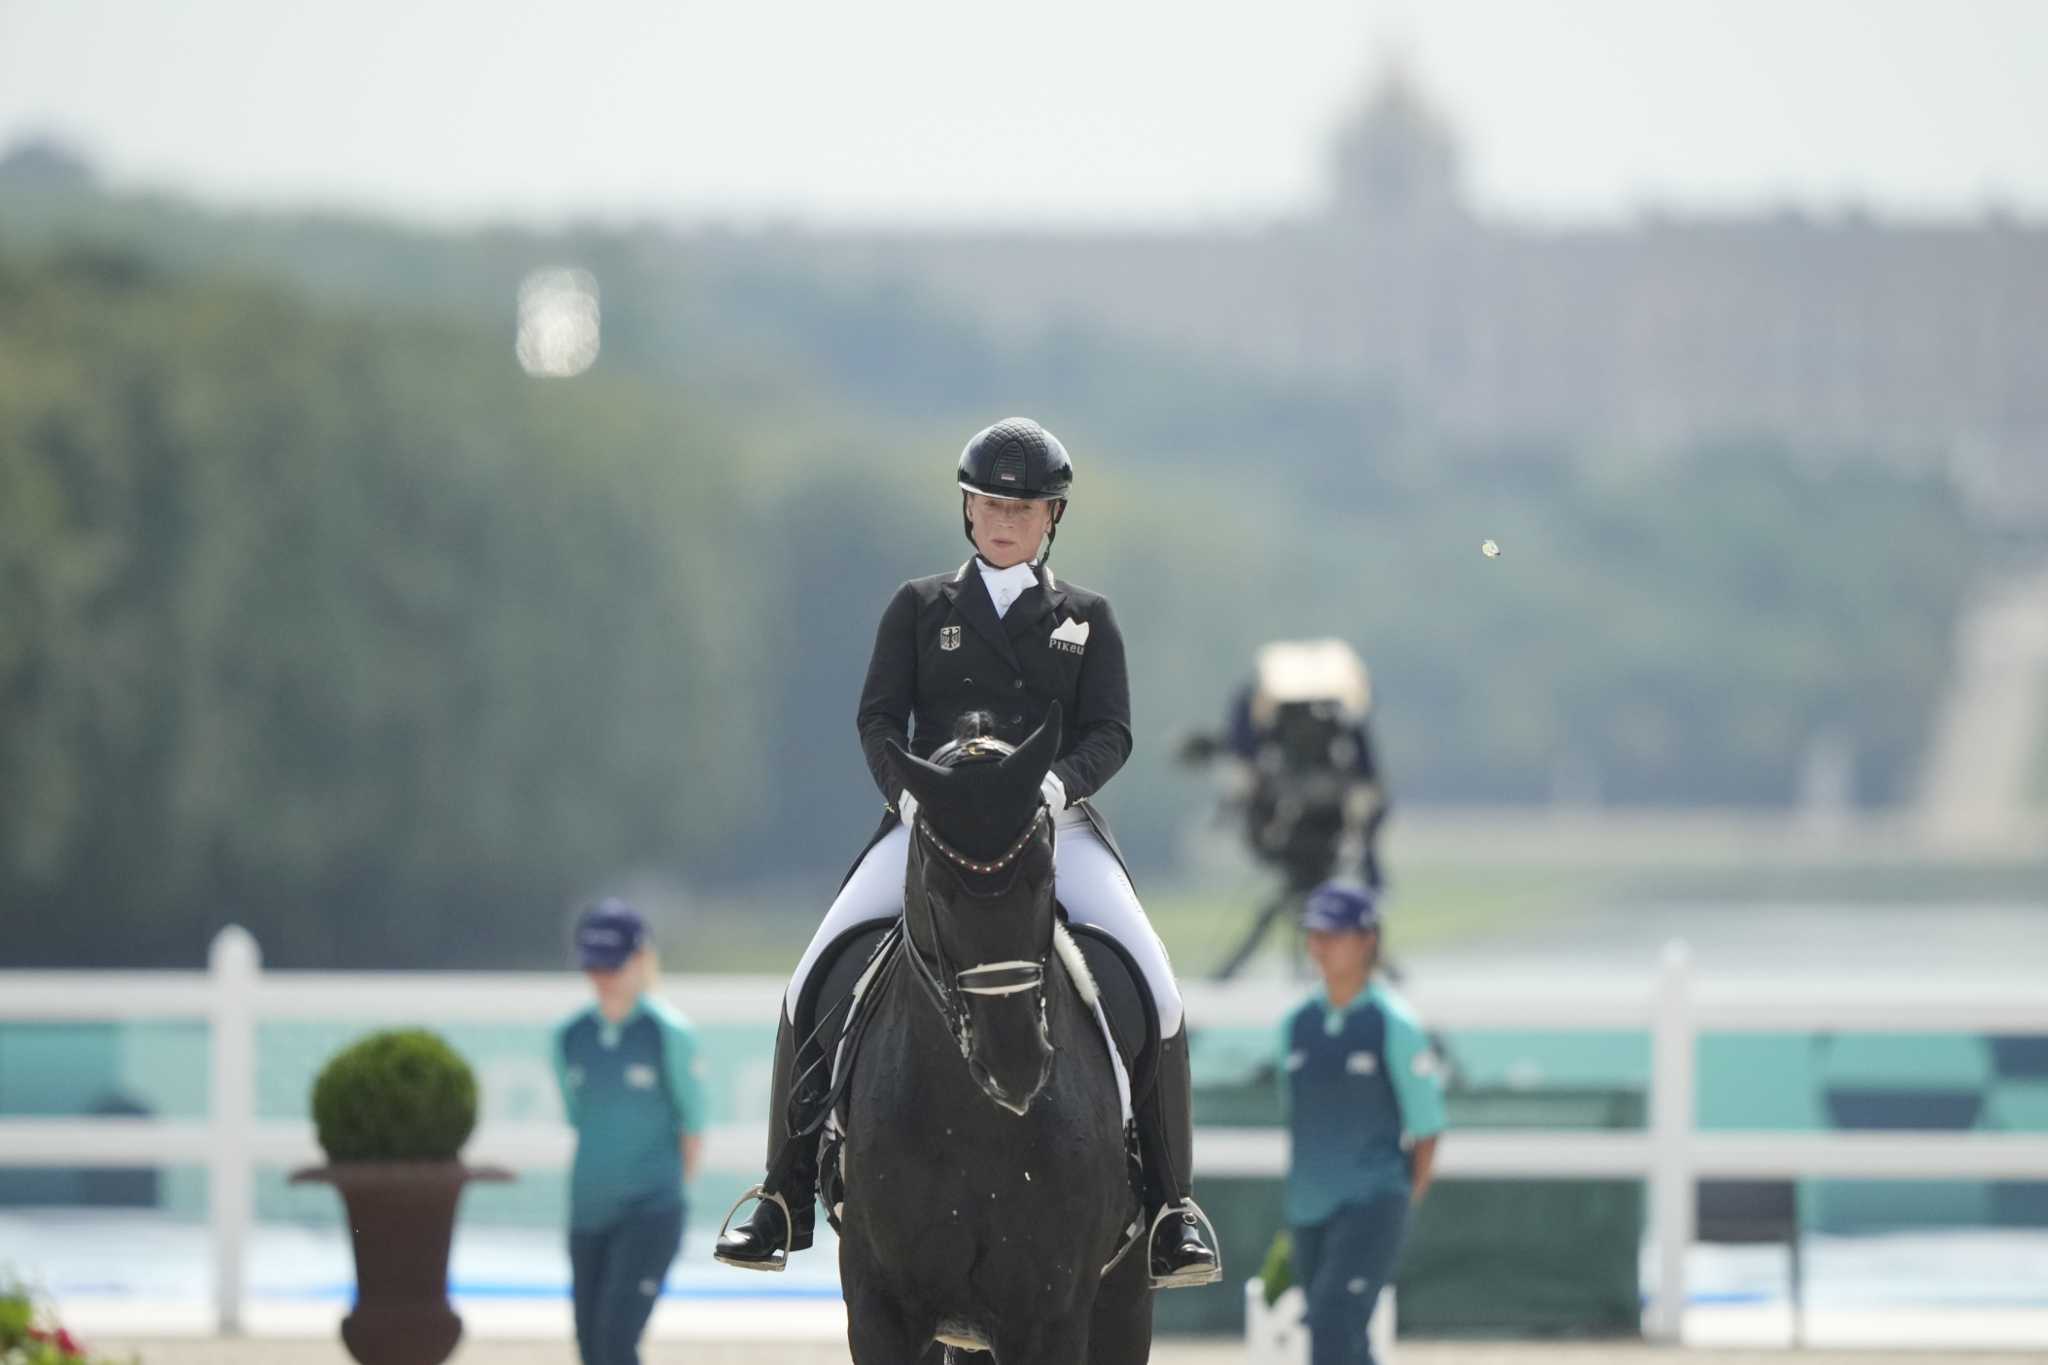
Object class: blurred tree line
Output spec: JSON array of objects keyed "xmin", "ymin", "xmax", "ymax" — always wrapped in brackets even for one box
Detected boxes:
[
  {"xmin": 0, "ymin": 173, "xmax": 1987, "ymax": 966},
  {"xmin": 0, "ymin": 248, "xmax": 782, "ymax": 966}
]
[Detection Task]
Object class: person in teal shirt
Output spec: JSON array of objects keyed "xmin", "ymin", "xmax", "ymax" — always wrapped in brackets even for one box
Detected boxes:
[
  {"xmin": 1280, "ymin": 880, "xmax": 1446, "ymax": 1365},
  {"xmin": 554, "ymin": 900, "xmax": 708, "ymax": 1365}
]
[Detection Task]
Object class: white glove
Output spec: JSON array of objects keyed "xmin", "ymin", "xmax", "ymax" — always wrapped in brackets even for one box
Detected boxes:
[
  {"xmin": 1040, "ymin": 771, "xmax": 1069, "ymax": 812},
  {"xmin": 897, "ymin": 790, "xmax": 920, "ymax": 825}
]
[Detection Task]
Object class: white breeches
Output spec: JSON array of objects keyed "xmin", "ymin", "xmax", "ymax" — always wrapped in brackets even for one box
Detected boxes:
[{"xmin": 786, "ymin": 806, "xmax": 1185, "ymax": 1036}]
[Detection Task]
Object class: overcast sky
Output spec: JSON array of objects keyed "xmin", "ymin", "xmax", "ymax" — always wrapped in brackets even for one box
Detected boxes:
[{"xmin": 2, "ymin": 0, "xmax": 2043, "ymax": 229}]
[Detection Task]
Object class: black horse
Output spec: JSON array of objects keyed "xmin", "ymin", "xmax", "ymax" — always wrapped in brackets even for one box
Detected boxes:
[{"xmin": 834, "ymin": 705, "xmax": 1154, "ymax": 1364}]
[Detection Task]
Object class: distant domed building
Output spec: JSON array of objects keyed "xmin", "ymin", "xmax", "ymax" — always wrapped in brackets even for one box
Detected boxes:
[
  {"xmin": 726, "ymin": 66, "xmax": 2048, "ymax": 520},
  {"xmin": 1327, "ymin": 63, "xmax": 1467, "ymax": 228}
]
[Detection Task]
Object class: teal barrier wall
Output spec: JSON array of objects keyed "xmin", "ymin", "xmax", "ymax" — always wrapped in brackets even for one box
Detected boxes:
[{"xmin": 3, "ymin": 1010, "xmax": 2044, "ymax": 1234}]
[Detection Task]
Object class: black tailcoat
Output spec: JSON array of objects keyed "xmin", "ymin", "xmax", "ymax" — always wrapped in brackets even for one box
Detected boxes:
[{"xmin": 857, "ymin": 558, "xmax": 1133, "ymax": 809}]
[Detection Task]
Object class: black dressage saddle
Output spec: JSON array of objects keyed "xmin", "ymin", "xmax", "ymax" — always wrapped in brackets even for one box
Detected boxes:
[{"xmin": 800, "ymin": 911, "xmax": 1160, "ymax": 1119}]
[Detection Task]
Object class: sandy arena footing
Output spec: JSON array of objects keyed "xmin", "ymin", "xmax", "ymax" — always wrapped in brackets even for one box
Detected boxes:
[{"xmin": 92, "ymin": 1341, "xmax": 2048, "ymax": 1365}]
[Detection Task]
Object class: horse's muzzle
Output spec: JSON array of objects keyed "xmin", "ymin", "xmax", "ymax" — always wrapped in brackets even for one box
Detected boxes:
[{"xmin": 968, "ymin": 1049, "xmax": 1054, "ymax": 1117}]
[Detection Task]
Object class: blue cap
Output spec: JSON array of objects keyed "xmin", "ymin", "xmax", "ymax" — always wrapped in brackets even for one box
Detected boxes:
[
  {"xmin": 1301, "ymin": 880, "xmax": 1380, "ymax": 935},
  {"xmin": 575, "ymin": 898, "xmax": 647, "ymax": 971}
]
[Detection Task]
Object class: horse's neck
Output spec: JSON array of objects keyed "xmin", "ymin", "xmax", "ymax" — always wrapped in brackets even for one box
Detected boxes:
[
  {"xmin": 904, "ymin": 878, "xmax": 1051, "ymax": 973},
  {"xmin": 903, "ymin": 878, "xmax": 942, "ymax": 964}
]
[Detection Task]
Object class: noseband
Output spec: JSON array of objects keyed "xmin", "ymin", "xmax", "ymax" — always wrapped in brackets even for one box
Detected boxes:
[{"xmin": 905, "ymin": 805, "xmax": 1054, "ymax": 1066}]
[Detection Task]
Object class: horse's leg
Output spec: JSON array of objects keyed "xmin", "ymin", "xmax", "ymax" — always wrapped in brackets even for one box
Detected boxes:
[
  {"xmin": 842, "ymin": 1272, "xmax": 928, "ymax": 1365},
  {"xmin": 1086, "ymin": 1241, "xmax": 1156, "ymax": 1365},
  {"xmin": 990, "ymin": 1315, "xmax": 1091, "ymax": 1365}
]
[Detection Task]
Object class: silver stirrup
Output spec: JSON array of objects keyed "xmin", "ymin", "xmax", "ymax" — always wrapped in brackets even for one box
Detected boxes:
[
  {"xmin": 713, "ymin": 1184, "xmax": 794, "ymax": 1272},
  {"xmin": 1147, "ymin": 1197, "xmax": 1223, "ymax": 1289}
]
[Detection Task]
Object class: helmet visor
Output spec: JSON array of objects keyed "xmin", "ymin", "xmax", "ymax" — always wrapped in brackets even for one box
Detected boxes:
[{"xmin": 959, "ymin": 480, "xmax": 1064, "ymax": 502}]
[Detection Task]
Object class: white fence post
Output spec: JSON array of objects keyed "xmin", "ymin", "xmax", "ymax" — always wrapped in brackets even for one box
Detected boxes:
[
  {"xmin": 208, "ymin": 926, "xmax": 259, "ymax": 1337},
  {"xmin": 1646, "ymin": 939, "xmax": 1695, "ymax": 1342}
]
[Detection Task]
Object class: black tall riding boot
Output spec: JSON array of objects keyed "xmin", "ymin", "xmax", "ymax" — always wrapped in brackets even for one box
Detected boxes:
[
  {"xmin": 714, "ymin": 1009, "xmax": 819, "ymax": 1270},
  {"xmin": 1137, "ymin": 1026, "xmax": 1222, "ymax": 1289}
]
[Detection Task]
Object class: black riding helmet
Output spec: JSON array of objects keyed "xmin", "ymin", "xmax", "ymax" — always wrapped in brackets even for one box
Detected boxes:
[{"xmin": 957, "ymin": 418, "xmax": 1074, "ymax": 564}]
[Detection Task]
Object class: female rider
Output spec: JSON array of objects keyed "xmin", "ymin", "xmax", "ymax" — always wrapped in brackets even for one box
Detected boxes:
[{"xmin": 714, "ymin": 417, "xmax": 1219, "ymax": 1289}]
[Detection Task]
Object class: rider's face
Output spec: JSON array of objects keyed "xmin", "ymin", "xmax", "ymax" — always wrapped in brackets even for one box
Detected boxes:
[{"xmin": 966, "ymin": 494, "xmax": 1054, "ymax": 569}]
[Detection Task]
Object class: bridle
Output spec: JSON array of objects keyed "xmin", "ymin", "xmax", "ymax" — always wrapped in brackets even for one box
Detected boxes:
[
  {"xmin": 904, "ymin": 803, "xmax": 1054, "ymax": 1064},
  {"xmin": 901, "ymin": 792, "xmax": 1147, "ymax": 1273}
]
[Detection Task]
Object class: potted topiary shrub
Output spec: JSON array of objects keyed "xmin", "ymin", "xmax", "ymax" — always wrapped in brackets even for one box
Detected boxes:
[{"xmin": 291, "ymin": 1028, "xmax": 510, "ymax": 1365}]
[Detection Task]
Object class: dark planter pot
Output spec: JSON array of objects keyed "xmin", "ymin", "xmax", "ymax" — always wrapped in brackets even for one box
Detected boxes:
[{"xmin": 291, "ymin": 1161, "xmax": 512, "ymax": 1365}]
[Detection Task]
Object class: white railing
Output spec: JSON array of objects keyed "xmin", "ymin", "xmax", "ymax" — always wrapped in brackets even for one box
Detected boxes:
[{"xmin": 2, "ymin": 928, "xmax": 2047, "ymax": 1342}]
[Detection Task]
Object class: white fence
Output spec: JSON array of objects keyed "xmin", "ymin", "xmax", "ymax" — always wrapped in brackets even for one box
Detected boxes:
[{"xmin": 3, "ymin": 927, "xmax": 2047, "ymax": 1341}]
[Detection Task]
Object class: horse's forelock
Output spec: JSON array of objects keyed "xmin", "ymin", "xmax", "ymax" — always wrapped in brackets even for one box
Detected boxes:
[
  {"xmin": 914, "ymin": 749, "xmax": 1041, "ymax": 848},
  {"xmin": 910, "ymin": 797, "xmax": 1054, "ymax": 895}
]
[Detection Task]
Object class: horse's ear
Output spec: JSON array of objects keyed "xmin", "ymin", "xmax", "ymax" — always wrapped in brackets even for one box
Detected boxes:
[
  {"xmin": 1000, "ymin": 702, "xmax": 1063, "ymax": 785},
  {"xmin": 887, "ymin": 738, "xmax": 954, "ymax": 812}
]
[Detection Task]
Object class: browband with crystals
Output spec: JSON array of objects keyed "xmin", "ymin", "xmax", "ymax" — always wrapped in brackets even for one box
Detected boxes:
[{"xmin": 916, "ymin": 805, "xmax": 1049, "ymax": 876}]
